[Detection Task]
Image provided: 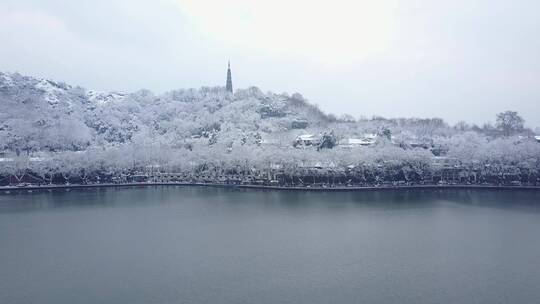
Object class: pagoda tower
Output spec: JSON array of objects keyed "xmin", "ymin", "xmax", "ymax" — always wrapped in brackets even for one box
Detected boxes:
[{"xmin": 225, "ymin": 61, "xmax": 233, "ymax": 93}]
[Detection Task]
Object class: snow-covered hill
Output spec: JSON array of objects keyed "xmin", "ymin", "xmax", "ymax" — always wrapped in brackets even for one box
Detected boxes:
[
  {"xmin": 1, "ymin": 72, "xmax": 539, "ymax": 185},
  {"xmin": 0, "ymin": 71, "xmax": 331, "ymax": 154}
]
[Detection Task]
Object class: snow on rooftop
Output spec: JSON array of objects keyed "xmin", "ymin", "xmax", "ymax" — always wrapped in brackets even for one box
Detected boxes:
[
  {"xmin": 261, "ymin": 138, "xmax": 277, "ymax": 144},
  {"xmin": 298, "ymin": 134, "xmax": 317, "ymax": 140},
  {"xmin": 363, "ymin": 133, "xmax": 378, "ymax": 139},
  {"xmin": 340, "ymin": 137, "xmax": 376, "ymax": 147}
]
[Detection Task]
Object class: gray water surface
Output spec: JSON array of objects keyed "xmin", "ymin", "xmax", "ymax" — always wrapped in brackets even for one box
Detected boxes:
[{"xmin": 1, "ymin": 187, "xmax": 540, "ymax": 304}]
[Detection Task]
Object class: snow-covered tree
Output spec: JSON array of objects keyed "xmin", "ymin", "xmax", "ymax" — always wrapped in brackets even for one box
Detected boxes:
[{"xmin": 496, "ymin": 111, "xmax": 525, "ymax": 136}]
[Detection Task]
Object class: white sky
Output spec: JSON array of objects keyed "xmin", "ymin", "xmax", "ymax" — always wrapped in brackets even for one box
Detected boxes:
[{"xmin": 1, "ymin": 0, "xmax": 539, "ymax": 127}]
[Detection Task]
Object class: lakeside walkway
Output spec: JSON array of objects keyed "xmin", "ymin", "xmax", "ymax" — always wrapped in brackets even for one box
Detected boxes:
[{"xmin": 2, "ymin": 182, "xmax": 540, "ymax": 194}]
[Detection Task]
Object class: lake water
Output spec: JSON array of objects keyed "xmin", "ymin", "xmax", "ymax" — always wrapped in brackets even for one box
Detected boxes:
[{"xmin": 1, "ymin": 187, "xmax": 540, "ymax": 304}]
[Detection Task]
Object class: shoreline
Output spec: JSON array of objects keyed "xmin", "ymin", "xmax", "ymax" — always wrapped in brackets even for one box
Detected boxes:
[{"xmin": 2, "ymin": 182, "xmax": 540, "ymax": 194}]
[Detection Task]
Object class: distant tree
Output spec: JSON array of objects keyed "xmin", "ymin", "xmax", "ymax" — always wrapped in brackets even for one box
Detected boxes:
[
  {"xmin": 454, "ymin": 121, "xmax": 470, "ymax": 131},
  {"xmin": 291, "ymin": 93, "xmax": 304, "ymax": 101},
  {"xmin": 496, "ymin": 111, "xmax": 524, "ymax": 136},
  {"xmin": 379, "ymin": 127, "xmax": 392, "ymax": 140},
  {"xmin": 208, "ymin": 130, "xmax": 218, "ymax": 145},
  {"xmin": 326, "ymin": 113, "xmax": 338, "ymax": 122},
  {"xmin": 480, "ymin": 122, "xmax": 498, "ymax": 137},
  {"xmin": 371, "ymin": 115, "xmax": 387, "ymax": 121},
  {"xmin": 318, "ymin": 132, "xmax": 337, "ymax": 151},
  {"xmin": 254, "ymin": 132, "xmax": 263, "ymax": 146},
  {"xmin": 339, "ymin": 114, "xmax": 356, "ymax": 123}
]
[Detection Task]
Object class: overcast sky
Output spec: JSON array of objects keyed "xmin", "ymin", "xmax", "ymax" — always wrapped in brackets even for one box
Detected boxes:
[{"xmin": 1, "ymin": 0, "xmax": 539, "ymax": 127}]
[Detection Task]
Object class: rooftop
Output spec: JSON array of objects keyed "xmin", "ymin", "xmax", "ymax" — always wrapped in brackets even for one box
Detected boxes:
[{"xmin": 297, "ymin": 134, "xmax": 318, "ymax": 140}]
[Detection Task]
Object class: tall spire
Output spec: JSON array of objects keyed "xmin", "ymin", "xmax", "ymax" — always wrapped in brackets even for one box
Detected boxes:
[{"xmin": 226, "ymin": 60, "xmax": 233, "ymax": 93}]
